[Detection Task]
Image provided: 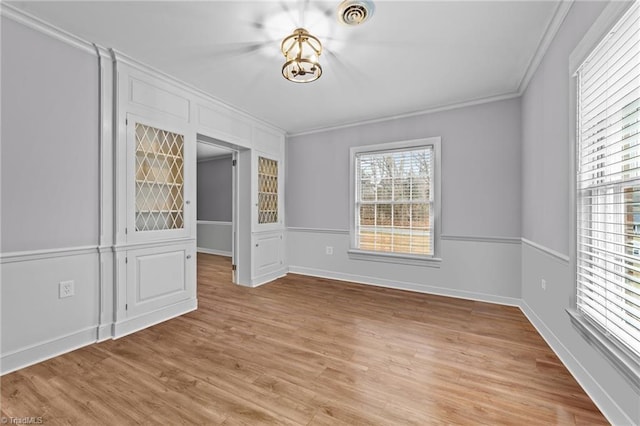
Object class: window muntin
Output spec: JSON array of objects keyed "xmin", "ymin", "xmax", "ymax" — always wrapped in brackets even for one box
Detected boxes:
[
  {"xmin": 355, "ymin": 146, "xmax": 434, "ymax": 256},
  {"xmin": 576, "ymin": 0, "xmax": 640, "ymax": 359}
]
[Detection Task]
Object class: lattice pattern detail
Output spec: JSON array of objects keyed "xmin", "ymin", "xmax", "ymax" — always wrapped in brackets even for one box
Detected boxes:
[
  {"xmin": 134, "ymin": 123, "xmax": 184, "ymax": 232},
  {"xmin": 258, "ymin": 156, "xmax": 278, "ymax": 224}
]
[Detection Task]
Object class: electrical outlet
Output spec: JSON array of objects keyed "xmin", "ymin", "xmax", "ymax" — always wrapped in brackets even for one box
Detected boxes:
[
  {"xmin": 59, "ymin": 280, "xmax": 75, "ymax": 298},
  {"xmin": 541, "ymin": 279, "xmax": 546, "ymax": 291},
  {"xmin": 326, "ymin": 246, "xmax": 333, "ymax": 255}
]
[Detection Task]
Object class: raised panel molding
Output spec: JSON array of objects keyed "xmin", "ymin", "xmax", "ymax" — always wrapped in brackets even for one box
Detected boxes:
[
  {"xmin": 129, "ymin": 77, "xmax": 190, "ymax": 121},
  {"xmin": 198, "ymin": 104, "xmax": 252, "ymax": 143}
]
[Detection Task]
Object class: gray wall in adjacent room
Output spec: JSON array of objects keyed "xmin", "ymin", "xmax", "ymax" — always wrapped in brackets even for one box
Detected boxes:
[
  {"xmin": 1, "ymin": 17, "xmax": 99, "ymax": 252},
  {"xmin": 287, "ymin": 97, "xmax": 522, "ymax": 239},
  {"xmin": 521, "ymin": 1, "xmax": 639, "ymax": 424},
  {"xmin": 197, "ymin": 156, "xmax": 232, "ymax": 222}
]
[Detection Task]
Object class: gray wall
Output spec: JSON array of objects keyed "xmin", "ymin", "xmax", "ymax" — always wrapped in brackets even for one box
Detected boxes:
[
  {"xmin": 521, "ymin": 1, "xmax": 640, "ymax": 424},
  {"xmin": 287, "ymin": 97, "xmax": 522, "ymax": 238},
  {"xmin": 1, "ymin": 18, "xmax": 100, "ymax": 373},
  {"xmin": 286, "ymin": 98, "xmax": 523, "ymax": 303},
  {"xmin": 1, "ymin": 17, "xmax": 99, "ymax": 252},
  {"xmin": 197, "ymin": 156, "xmax": 232, "ymax": 222}
]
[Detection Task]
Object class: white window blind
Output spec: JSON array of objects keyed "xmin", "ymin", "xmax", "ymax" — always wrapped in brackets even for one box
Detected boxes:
[
  {"xmin": 355, "ymin": 146, "xmax": 433, "ymax": 256},
  {"xmin": 576, "ymin": 0, "xmax": 640, "ymax": 359}
]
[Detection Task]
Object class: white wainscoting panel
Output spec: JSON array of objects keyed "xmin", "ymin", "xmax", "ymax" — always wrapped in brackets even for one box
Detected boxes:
[
  {"xmin": 287, "ymin": 229, "xmax": 521, "ymax": 305},
  {"xmin": 1, "ymin": 250, "xmax": 99, "ymax": 374},
  {"xmin": 521, "ymin": 242, "xmax": 638, "ymax": 425}
]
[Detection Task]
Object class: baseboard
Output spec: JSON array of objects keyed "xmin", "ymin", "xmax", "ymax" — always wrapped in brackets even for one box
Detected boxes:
[
  {"xmin": 288, "ymin": 265, "xmax": 521, "ymax": 307},
  {"xmin": 245, "ymin": 269, "xmax": 287, "ymax": 288},
  {"xmin": 1, "ymin": 326, "xmax": 97, "ymax": 375},
  {"xmin": 112, "ymin": 298, "xmax": 197, "ymax": 339},
  {"xmin": 519, "ymin": 301, "xmax": 633, "ymax": 426},
  {"xmin": 97, "ymin": 324, "xmax": 112, "ymax": 342},
  {"xmin": 197, "ymin": 247, "xmax": 232, "ymax": 257}
]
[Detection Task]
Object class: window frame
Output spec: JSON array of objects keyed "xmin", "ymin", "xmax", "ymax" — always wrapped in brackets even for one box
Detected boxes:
[
  {"xmin": 348, "ymin": 137, "xmax": 442, "ymax": 267},
  {"xmin": 568, "ymin": 0, "xmax": 640, "ymax": 391}
]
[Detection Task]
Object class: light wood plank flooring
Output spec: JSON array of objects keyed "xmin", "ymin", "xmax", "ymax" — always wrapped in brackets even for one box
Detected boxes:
[{"xmin": 1, "ymin": 253, "xmax": 607, "ymax": 424}]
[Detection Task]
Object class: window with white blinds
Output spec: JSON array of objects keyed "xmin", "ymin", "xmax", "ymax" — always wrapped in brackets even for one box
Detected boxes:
[
  {"xmin": 576, "ymin": 0, "xmax": 640, "ymax": 360},
  {"xmin": 354, "ymin": 146, "xmax": 434, "ymax": 256}
]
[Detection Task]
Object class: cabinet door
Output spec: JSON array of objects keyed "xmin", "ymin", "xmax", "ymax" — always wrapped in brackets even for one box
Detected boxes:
[
  {"xmin": 255, "ymin": 153, "xmax": 283, "ymax": 230},
  {"xmin": 127, "ymin": 114, "xmax": 194, "ymax": 242},
  {"xmin": 126, "ymin": 243, "xmax": 195, "ymax": 318},
  {"xmin": 253, "ymin": 231, "xmax": 284, "ymax": 278}
]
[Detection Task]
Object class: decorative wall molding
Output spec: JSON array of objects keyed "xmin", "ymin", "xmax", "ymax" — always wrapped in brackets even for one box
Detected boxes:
[
  {"xmin": 0, "ymin": 246, "xmax": 99, "ymax": 263},
  {"xmin": 288, "ymin": 265, "xmax": 521, "ymax": 307},
  {"xmin": 521, "ymin": 238, "xmax": 570, "ymax": 263},
  {"xmin": 520, "ymin": 301, "xmax": 633, "ymax": 426},
  {"xmin": 441, "ymin": 235, "xmax": 521, "ymax": 245},
  {"xmin": 287, "ymin": 92, "xmax": 520, "ymax": 138},
  {"xmin": 0, "ymin": 3, "xmax": 109, "ymax": 57}
]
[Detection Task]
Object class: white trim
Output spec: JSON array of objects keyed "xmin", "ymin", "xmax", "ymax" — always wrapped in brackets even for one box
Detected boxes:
[
  {"xmin": 441, "ymin": 235, "xmax": 521, "ymax": 245},
  {"xmin": 521, "ymin": 238, "xmax": 570, "ymax": 263},
  {"xmin": 111, "ymin": 50, "xmax": 285, "ymax": 135},
  {"xmin": 288, "ymin": 266, "xmax": 521, "ymax": 307},
  {"xmin": 517, "ymin": 0, "xmax": 574, "ymax": 94},
  {"xmin": 246, "ymin": 270, "xmax": 287, "ymax": 288},
  {"xmin": 287, "ymin": 227, "xmax": 349, "ymax": 235},
  {"xmin": 347, "ymin": 249, "xmax": 442, "ymax": 268},
  {"xmin": 196, "ymin": 220, "xmax": 233, "ymax": 226},
  {"xmin": 197, "ymin": 247, "xmax": 232, "ymax": 257},
  {"xmin": 520, "ymin": 301, "xmax": 634, "ymax": 426},
  {"xmin": 1, "ymin": 326, "xmax": 97, "ymax": 375},
  {"xmin": 567, "ymin": 309, "xmax": 640, "ymax": 392},
  {"xmin": 112, "ymin": 298, "xmax": 197, "ymax": 339},
  {"xmin": 112, "ymin": 238, "xmax": 196, "ymax": 252},
  {"xmin": 0, "ymin": 246, "xmax": 98, "ymax": 263},
  {"xmin": 349, "ymin": 138, "xmax": 442, "ymax": 260},
  {"xmin": 0, "ymin": 3, "xmax": 109, "ymax": 57},
  {"xmin": 287, "ymin": 92, "xmax": 519, "ymax": 138},
  {"xmin": 569, "ymin": 1, "xmax": 636, "ymax": 75}
]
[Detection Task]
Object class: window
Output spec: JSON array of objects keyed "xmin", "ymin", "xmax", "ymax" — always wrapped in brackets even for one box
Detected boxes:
[
  {"xmin": 350, "ymin": 138, "xmax": 441, "ymax": 265},
  {"xmin": 257, "ymin": 156, "xmax": 278, "ymax": 224},
  {"xmin": 575, "ymin": 0, "xmax": 640, "ymax": 373}
]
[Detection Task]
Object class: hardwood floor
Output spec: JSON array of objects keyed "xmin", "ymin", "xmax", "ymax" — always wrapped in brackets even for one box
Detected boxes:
[{"xmin": 1, "ymin": 253, "xmax": 607, "ymax": 425}]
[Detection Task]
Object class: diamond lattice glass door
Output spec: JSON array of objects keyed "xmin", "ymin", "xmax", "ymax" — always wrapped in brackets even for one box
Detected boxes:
[
  {"xmin": 134, "ymin": 123, "xmax": 184, "ymax": 232},
  {"xmin": 258, "ymin": 156, "xmax": 278, "ymax": 224}
]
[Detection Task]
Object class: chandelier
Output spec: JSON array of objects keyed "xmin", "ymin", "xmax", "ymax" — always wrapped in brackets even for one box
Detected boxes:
[{"xmin": 281, "ymin": 28, "xmax": 323, "ymax": 83}]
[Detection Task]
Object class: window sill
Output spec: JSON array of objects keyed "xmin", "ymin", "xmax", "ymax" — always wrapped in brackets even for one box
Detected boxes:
[
  {"xmin": 347, "ymin": 249, "xmax": 442, "ymax": 267},
  {"xmin": 567, "ymin": 309, "xmax": 640, "ymax": 392}
]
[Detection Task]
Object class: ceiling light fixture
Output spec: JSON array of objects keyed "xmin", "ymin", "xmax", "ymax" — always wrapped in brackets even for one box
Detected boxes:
[{"xmin": 281, "ymin": 28, "xmax": 322, "ymax": 83}]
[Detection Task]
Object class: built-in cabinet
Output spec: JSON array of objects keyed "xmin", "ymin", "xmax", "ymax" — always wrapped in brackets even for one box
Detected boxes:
[
  {"xmin": 252, "ymin": 149, "xmax": 285, "ymax": 283},
  {"xmin": 111, "ymin": 52, "xmax": 287, "ymax": 337}
]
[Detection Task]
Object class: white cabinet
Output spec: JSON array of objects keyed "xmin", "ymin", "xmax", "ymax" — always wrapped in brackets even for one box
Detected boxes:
[
  {"xmin": 126, "ymin": 114, "xmax": 195, "ymax": 243},
  {"xmin": 253, "ymin": 151, "xmax": 283, "ymax": 231},
  {"xmin": 253, "ymin": 231, "xmax": 285, "ymax": 279},
  {"xmin": 125, "ymin": 243, "xmax": 195, "ymax": 318}
]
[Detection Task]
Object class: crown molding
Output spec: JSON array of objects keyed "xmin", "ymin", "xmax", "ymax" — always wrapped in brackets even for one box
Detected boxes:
[
  {"xmin": 286, "ymin": 91, "xmax": 520, "ymax": 138},
  {"xmin": 517, "ymin": 0, "xmax": 574, "ymax": 94},
  {"xmin": 0, "ymin": 3, "xmax": 109, "ymax": 57}
]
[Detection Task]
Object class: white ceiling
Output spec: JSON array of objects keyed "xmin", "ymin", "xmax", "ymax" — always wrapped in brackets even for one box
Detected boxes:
[{"xmin": 9, "ymin": 1, "xmax": 561, "ymax": 134}]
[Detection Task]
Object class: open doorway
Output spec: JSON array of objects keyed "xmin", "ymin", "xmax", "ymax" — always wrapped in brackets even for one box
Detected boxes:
[{"xmin": 196, "ymin": 139, "xmax": 237, "ymax": 282}]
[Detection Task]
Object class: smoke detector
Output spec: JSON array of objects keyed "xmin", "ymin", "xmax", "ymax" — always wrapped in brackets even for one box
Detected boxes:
[{"xmin": 337, "ymin": 0, "xmax": 375, "ymax": 26}]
